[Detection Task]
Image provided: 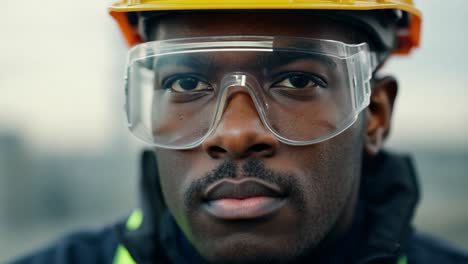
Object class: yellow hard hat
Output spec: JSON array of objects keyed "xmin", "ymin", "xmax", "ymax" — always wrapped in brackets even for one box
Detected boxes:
[{"xmin": 109, "ymin": 0, "xmax": 421, "ymax": 55}]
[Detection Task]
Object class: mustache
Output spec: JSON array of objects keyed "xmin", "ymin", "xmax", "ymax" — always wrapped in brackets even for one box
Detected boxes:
[{"xmin": 184, "ymin": 159, "xmax": 303, "ymax": 209}]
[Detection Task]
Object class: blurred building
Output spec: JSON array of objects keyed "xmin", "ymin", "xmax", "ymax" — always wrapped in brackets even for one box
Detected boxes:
[
  {"xmin": 0, "ymin": 129, "xmax": 139, "ymax": 261},
  {"xmin": 0, "ymin": 130, "xmax": 33, "ymax": 227}
]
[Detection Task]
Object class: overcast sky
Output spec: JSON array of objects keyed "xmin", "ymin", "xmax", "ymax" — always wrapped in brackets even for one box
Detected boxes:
[{"xmin": 1, "ymin": 0, "xmax": 467, "ymax": 152}]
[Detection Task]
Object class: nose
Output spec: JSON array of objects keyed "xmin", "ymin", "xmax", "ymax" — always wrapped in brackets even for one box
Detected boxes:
[{"xmin": 202, "ymin": 92, "xmax": 279, "ymax": 159}]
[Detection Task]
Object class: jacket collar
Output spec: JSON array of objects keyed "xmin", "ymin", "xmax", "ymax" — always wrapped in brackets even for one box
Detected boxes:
[{"xmin": 357, "ymin": 150, "xmax": 420, "ymax": 263}]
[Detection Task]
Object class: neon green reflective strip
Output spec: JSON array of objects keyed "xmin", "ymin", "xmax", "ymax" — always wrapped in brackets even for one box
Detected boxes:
[
  {"xmin": 126, "ymin": 209, "xmax": 143, "ymax": 231},
  {"xmin": 114, "ymin": 245, "xmax": 136, "ymax": 264},
  {"xmin": 113, "ymin": 209, "xmax": 143, "ymax": 264},
  {"xmin": 397, "ymin": 255, "xmax": 408, "ymax": 264}
]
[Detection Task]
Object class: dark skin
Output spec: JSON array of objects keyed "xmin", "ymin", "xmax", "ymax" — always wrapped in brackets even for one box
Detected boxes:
[{"xmin": 148, "ymin": 12, "xmax": 398, "ymax": 263}]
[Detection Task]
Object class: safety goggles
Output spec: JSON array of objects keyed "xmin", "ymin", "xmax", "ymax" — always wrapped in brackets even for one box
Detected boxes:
[{"xmin": 124, "ymin": 36, "xmax": 377, "ymax": 149}]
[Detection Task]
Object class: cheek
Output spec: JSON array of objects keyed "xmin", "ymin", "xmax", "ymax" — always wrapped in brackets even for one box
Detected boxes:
[
  {"xmin": 155, "ymin": 149, "xmax": 192, "ymax": 220},
  {"xmin": 154, "ymin": 148, "xmax": 217, "ymax": 231},
  {"xmin": 287, "ymin": 121, "xmax": 363, "ymax": 231},
  {"xmin": 305, "ymin": 136, "xmax": 360, "ymax": 198}
]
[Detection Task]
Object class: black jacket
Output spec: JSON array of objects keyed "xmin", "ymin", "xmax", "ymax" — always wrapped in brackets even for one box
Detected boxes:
[{"xmin": 10, "ymin": 151, "xmax": 468, "ymax": 264}]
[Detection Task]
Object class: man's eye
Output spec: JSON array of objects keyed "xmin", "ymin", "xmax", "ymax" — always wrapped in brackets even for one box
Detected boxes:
[
  {"xmin": 272, "ymin": 74, "xmax": 327, "ymax": 89},
  {"xmin": 164, "ymin": 76, "xmax": 212, "ymax": 92}
]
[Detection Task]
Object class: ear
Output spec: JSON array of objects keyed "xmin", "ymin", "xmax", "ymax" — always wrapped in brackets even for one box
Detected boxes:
[{"xmin": 365, "ymin": 76, "xmax": 398, "ymax": 155}]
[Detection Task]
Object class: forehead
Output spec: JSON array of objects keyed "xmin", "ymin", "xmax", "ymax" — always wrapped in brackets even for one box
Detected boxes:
[{"xmin": 148, "ymin": 12, "xmax": 364, "ymax": 43}]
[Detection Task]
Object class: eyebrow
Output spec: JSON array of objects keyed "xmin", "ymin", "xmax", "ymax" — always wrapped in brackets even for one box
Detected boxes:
[
  {"xmin": 153, "ymin": 54, "xmax": 211, "ymax": 69},
  {"xmin": 153, "ymin": 51, "xmax": 337, "ymax": 70},
  {"xmin": 266, "ymin": 51, "xmax": 337, "ymax": 69}
]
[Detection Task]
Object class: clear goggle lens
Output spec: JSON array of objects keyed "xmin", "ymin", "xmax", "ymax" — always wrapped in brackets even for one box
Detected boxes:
[{"xmin": 125, "ymin": 36, "xmax": 375, "ymax": 149}]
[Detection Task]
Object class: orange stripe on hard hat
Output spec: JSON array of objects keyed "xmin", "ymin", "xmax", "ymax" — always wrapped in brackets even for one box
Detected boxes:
[
  {"xmin": 110, "ymin": 11, "xmax": 142, "ymax": 47},
  {"xmin": 394, "ymin": 13, "xmax": 421, "ymax": 55}
]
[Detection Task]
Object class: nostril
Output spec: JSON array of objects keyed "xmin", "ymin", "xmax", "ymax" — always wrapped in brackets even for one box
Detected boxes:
[
  {"xmin": 209, "ymin": 146, "xmax": 228, "ymax": 154},
  {"xmin": 207, "ymin": 146, "xmax": 229, "ymax": 159},
  {"xmin": 248, "ymin": 143, "xmax": 272, "ymax": 153}
]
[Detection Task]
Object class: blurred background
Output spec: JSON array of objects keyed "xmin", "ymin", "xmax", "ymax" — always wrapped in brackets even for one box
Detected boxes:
[{"xmin": 0, "ymin": 0, "xmax": 467, "ymax": 262}]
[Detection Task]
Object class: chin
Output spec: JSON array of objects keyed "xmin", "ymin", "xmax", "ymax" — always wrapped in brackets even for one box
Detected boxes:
[{"xmin": 193, "ymin": 233, "xmax": 317, "ymax": 264}]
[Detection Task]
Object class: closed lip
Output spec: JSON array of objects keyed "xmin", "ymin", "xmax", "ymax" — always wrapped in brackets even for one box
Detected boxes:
[
  {"xmin": 203, "ymin": 178, "xmax": 285, "ymax": 201},
  {"xmin": 201, "ymin": 178, "xmax": 287, "ymax": 220}
]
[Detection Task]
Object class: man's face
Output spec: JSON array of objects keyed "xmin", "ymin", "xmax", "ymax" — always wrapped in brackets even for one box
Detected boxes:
[{"xmin": 151, "ymin": 12, "xmax": 367, "ymax": 263}]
